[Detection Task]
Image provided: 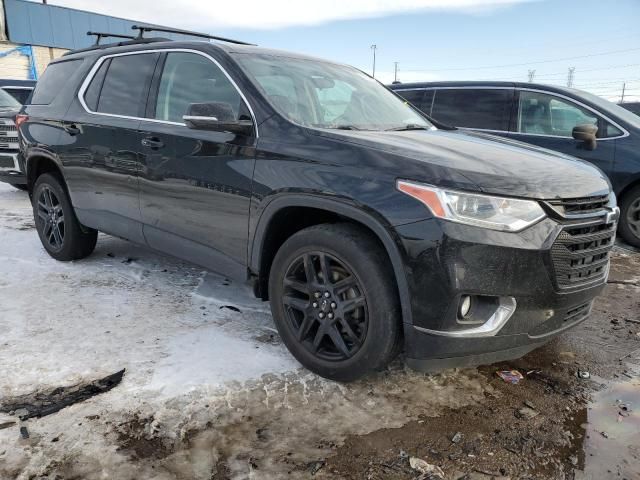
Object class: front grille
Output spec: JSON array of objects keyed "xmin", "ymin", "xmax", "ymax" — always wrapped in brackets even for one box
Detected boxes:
[
  {"xmin": 0, "ymin": 124, "xmax": 16, "ymax": 133},
  {"xmin": 564, "ymin": 302, "xmax": 592, "ymax": 323},
  {"xmin": 548, "ymin": 195, "xmax": 609, "ymax": 216},
  {"xmin": 550, "ymin": 219, "xmax": 615, "ymax": 289}
]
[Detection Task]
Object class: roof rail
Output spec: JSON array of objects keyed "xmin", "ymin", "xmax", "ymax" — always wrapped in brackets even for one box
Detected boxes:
[
  {"xmin": 87, "ymin": 31, "xmax": 136, "ymax": 46},
  {"xmin": 131, "ymin": 25, "xmax": 256, "ymax": 46},
  {"xmin": 62, "ymin": 37, "xmax": 170, "ymax": 56}
]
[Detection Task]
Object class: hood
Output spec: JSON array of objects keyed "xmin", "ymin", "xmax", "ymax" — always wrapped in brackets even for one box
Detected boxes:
[{"xmin": 312, "ymin": 128, "xmax": 610, "ymax": 200}]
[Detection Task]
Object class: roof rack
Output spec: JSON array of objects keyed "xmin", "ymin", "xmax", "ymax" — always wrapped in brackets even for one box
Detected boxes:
[
  {"xmin": 87, "ymin": 31, "xmax": 136, "ymax": 46},
  {"xmin": 131, "ymin": 25, "xmax": 256, "ymax": 46},
  {"xmin": 62, "ymin": 36, "xmax": 170, "ymax": 56}
]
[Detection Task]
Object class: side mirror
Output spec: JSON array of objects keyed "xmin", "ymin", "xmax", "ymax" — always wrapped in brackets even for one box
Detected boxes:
[
  {"xmin": 183, "ymin": 102, "xmax": 253, "ymax": 136},
  {"xmin": 572, "ymin": 123, "xmax": 597, "ymax": 151}
]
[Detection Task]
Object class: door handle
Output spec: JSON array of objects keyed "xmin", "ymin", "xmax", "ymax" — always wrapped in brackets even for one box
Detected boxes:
[
  {"xmin": 64, "ymin": 124, "xmax": 81, "ymax": 136},
  {"xmin": 141, "ymin": 137, "xmax": 165, "ymax": 150}
]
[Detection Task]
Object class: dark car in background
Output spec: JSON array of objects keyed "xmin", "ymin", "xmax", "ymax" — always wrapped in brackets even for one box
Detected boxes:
[
  {"xmin": 0, "ymin": 79, "xmax": 36, "ymax": 105},
  {"xmin": 619, "ymin": 102, "xmax": 640, "ymax": 116},
  {"xmin": 0, "ymin": 87, "xmax": 26, "ymax": 190},
  {"xmin": 390, "ymin": 81, "xmax": 640, "ymax": 247},
  {"xmin": 19, "ymin": 39, "xmax": 617, "ymax": 381}
]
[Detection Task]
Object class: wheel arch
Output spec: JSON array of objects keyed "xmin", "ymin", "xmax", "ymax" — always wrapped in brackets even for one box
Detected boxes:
[
  {"xmin": 26, "ymin": 152, "xmax": 64, "ymax": 192},
  {"xmin": 250, "ymin": 194, "xmax": 414, "ymax": 325}
]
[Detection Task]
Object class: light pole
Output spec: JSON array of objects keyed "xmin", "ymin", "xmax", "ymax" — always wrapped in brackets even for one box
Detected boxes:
[{"xmin": 370, "ymin": 44, "xmax": 377, "ymax": 78}]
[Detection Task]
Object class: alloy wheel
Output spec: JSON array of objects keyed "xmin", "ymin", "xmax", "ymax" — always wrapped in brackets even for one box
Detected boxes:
[
  {"xmin": 281, "ymin": 251, "xmax": 368, "ymax": 361},
  {"xmin": 37, "ymin": 186, "xmax": 65, "ymax": 250},
  {"xmin": 627, "ymin": 197, "xmax": 640, "ymax": 239}
]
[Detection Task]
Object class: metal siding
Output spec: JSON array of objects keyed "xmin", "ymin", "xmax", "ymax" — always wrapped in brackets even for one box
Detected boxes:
[{"xmin": 4, "ymin": 0, "xmax": 199, "ymax": 49}]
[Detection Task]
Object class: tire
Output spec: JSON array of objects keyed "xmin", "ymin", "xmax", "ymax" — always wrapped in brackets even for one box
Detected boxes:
[
  {"xmin": 268, "ymin": 223, "xmax": 402, "ymax": 382},
  {"xmin": 10, "ymin": 183, "xmax": 28, "ymax": 191},
  {"xmin": 33, "ymin": 173, "xmax": 98, "ymax": 261},
  {"xmin": 619, "ymin": 185, "xmax": 640, "ymax": 248}
]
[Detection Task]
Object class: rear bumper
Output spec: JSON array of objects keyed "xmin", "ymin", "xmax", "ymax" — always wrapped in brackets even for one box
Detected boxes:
[{"xmin": 394, "ymin": 212, "xmax": 614, "ymax": 371}]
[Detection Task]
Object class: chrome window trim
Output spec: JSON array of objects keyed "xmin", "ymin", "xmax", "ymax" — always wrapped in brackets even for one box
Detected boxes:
[
  {"xmin": 77, "ymin": 48, "xmax": 259, "ymax": 137},
  {"xmin": 1, "ymin": 86, "xmax": 34, "ymax": 90},
  {"xmin": 393, "ymin": 86, "xmax": 629, "ymax": 140}
]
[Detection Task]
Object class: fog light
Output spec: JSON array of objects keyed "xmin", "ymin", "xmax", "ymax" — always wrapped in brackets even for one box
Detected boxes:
[{"xmin": 459, "ymin": 295, "xmax": 472, "ymax": 318}]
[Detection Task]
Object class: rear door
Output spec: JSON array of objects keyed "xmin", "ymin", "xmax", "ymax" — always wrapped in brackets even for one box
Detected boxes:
[
  {"xmin": 61, "ymin": 51, "xmax": 160, "ymax": 243},
  {"xmin": 137, "ymin": 50, "xmax": 257, "ymax": 279},
  {"xmin": 508, "ymin": 89, "xmax": 617, "ymax": 175},
  {"xmin": 430, "ymin": 88, "xmax": 514, "ymax": 135}
]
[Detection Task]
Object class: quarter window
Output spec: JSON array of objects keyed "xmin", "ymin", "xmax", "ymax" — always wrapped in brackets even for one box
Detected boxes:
[
  {"xmin": 87, "ymin": 53, "xmax": 159, "ymax": 117},
  {"xmin": 31, "ymin": 60, "xmax": 81, "ymax": 105},
  {"xmin": 431, "ymin": 89, "xmax": 512, "ymax": 130},
  {"xmin": 154, "ymin": 52, "xmax": 243, "ymax": 123},
  {"xmin": 517, "ymin": 91, "xmax": 598, "ymax": 137}
]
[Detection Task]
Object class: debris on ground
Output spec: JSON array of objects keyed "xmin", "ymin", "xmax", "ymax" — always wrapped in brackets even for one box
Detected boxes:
[
  {"xmin": 577, "ymin": 369, "xmax": 591, "ymax": 379},
  {"xmin": 515, "ymin": 406, "xmax": 539, "ymax": 420},
  {"xmin": 0, "ymin": 421, "xmax": 15, "ymax": 430},
  {"xmin": 220, "ymin": 305, "xmax": 242, "ymax": 313},
  {"xmin": 19, "ymin": 426, "xmax": 29, "ymax": 439},
  {"xmin": 409, "ymin": 457, "xmax": 445, "ymax": 478},
  {"xmin": 0, "ymin": 370, "xmax": 125, "ymax": 420},
  {"xmin": 496, "ymin": 370, "xmax": 524, "ymax": 384},
  {"xmin": 451, "ymin": 431, "xmax": 463, "ymax": 443}
]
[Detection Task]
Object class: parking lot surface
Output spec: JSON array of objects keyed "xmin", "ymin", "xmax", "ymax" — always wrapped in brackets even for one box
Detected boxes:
[{"xmin": 1, "ymin": 182, "xmax": 639, "ymax": 479}]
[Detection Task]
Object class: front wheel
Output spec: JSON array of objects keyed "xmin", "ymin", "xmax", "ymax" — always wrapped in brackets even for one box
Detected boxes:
[
  {"xmin": 269, "ymin": 223, "xmax": 402, "ymax": 382},
  {"xmin": 619, "ymin": 185, "xmax": 640, "ymax": 248},
  {"xmin": 33, "ymin": 173, "xmax": 98, "ymax": 261}
]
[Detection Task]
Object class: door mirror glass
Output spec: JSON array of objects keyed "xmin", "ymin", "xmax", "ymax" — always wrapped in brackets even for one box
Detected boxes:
[
  {"xmin": 572, "ymin": 123, "xmax": 598, "ymax": 150},
  {"xmin": 183, "ymin": 102, "xmax": 253, "ymax": 135}
]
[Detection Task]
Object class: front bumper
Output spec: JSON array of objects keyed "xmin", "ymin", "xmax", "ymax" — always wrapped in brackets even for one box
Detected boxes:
[
  {"xmin": 396, "ymin": 207, "xmax": 616, "ymax": 370},
  {"xmin": 0, "ymin": 152, "xmax": 26, "ymax": 185}
]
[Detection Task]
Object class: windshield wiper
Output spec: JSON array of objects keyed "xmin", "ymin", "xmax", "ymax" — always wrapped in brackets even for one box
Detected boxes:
[
  {"xmin": 386, "ymin": 124, "xmax": 429, "ymax": 131},
  {"xmin": 329, "ymin": 125, "xmax": 362, "ymax": 130}
]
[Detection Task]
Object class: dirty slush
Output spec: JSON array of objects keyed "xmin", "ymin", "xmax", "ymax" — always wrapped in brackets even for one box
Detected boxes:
[{"xmin": 0, "ymin": 183, "xmax": 639, "ymax": 479}]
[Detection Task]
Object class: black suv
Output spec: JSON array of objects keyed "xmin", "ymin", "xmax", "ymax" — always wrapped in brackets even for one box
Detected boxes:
[
  {"xmin": 389, "ymin": 81, "xmax": 640, "ymax": 247},
  {"xmin": 19, "ymin": 37, "xmax": 618, "ymax": 381}
]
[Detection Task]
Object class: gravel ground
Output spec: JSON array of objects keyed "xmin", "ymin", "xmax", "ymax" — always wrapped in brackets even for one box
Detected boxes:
[{"xmin": 0, "ymin": 182, "xmax": 638, "ymax": 480}]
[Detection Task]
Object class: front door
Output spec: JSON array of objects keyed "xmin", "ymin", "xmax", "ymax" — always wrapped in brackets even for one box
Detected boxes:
[
  {"xmin": 508, "ymin": 89, "xmax": 616, "ymax": 176},
  {"xmin": 138, "ymin": 51, "xmax": 257, "ymax": 280}
]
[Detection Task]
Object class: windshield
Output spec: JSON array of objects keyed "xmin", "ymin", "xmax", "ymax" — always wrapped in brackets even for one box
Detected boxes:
[
  {"xmin": 0, "ymin": 88, "xmax": 20, "ymax": 109},
  {"xmin": 235, "ymin": 54, "xmax": 433, "ymax": 131}
]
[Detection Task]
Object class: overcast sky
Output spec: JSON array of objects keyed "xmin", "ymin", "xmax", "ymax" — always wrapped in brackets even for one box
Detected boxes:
[{"xmin": 44, "ymin": 0, "xmax": 640, "ymax": 101}]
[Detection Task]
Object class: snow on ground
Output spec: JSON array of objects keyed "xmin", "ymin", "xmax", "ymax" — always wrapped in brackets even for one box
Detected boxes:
[{"xmin": 0, "ymin": 182, "xmax": 489, "ymax": 479}]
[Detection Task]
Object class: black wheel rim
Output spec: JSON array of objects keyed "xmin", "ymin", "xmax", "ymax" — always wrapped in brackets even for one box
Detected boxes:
[
  {"xmin": 627, "ymin": 197, "xmax": 640, "ymax": 238},
  {"xmin": 37, "ymin": 186, "xmax": 65, "ymax": 250},
  {"xmin": 281, "ymin": 251, "xmax": 368, "ymax": 362}
]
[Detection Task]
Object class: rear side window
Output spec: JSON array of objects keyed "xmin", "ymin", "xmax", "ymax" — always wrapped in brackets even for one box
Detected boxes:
[
  {"xmin": 431, "ymin": 88, "xmax": 512, "ymax": 130},
  {"xmin": 85, "ymin": 53, "xmax": 159, "ymax": 117},
  {"xmin": 30, "ymin": 60, "xmax": 81, "ymax": 105}
]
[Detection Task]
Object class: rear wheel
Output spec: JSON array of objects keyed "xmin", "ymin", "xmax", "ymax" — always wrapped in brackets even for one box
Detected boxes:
[
  {"xmin": 619, "ymin": 185, "xmax": 640, "ymax": 248},
  {"xmin": 33, "ymin": 173, "xmax": 98, "ymax": 261},
  {"xmin": 10, "ymin": 183, "xmax": 27, "ymax": 191},
  {"xmin": 269, "ymin": 223, "xmax": 401, "ymax": 382}
]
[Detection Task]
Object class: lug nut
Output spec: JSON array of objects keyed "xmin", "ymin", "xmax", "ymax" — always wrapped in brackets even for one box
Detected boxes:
[
  {"xmin": 312, "ymin": 302, "xmax": 318, "ymax": 308},
  {"xmin": 327, "ymin": 312, "xmax": 334, "ymax": 319},
  {"xmin": 318, "ymin": 312, "xmax": 325, "ymax": 319},
  {"xmin": 314, "ymin": 292, "xmax": 321, "ymax": 298},
  {"xmin": 324, "ymin": 292, "xmax": 330, "ymax": 298},
  {"xmin": 330, "ymin": 302, "xmax": 337, "ymax": 309}
]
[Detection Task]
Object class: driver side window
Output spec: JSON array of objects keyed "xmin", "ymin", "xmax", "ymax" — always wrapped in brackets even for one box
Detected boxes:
[
  {"xmin": 517, "ymin": 90, "xmax": 598, "ymax": 137},
  {"xmin": 154, "ymin": 52, "xmax": 243, "ymax": 123}
]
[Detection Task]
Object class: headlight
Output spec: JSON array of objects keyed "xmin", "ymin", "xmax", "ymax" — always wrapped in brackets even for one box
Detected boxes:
[{"xmin": 397, "ymin": 180, "xmax": 546, "ymax": 232}]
